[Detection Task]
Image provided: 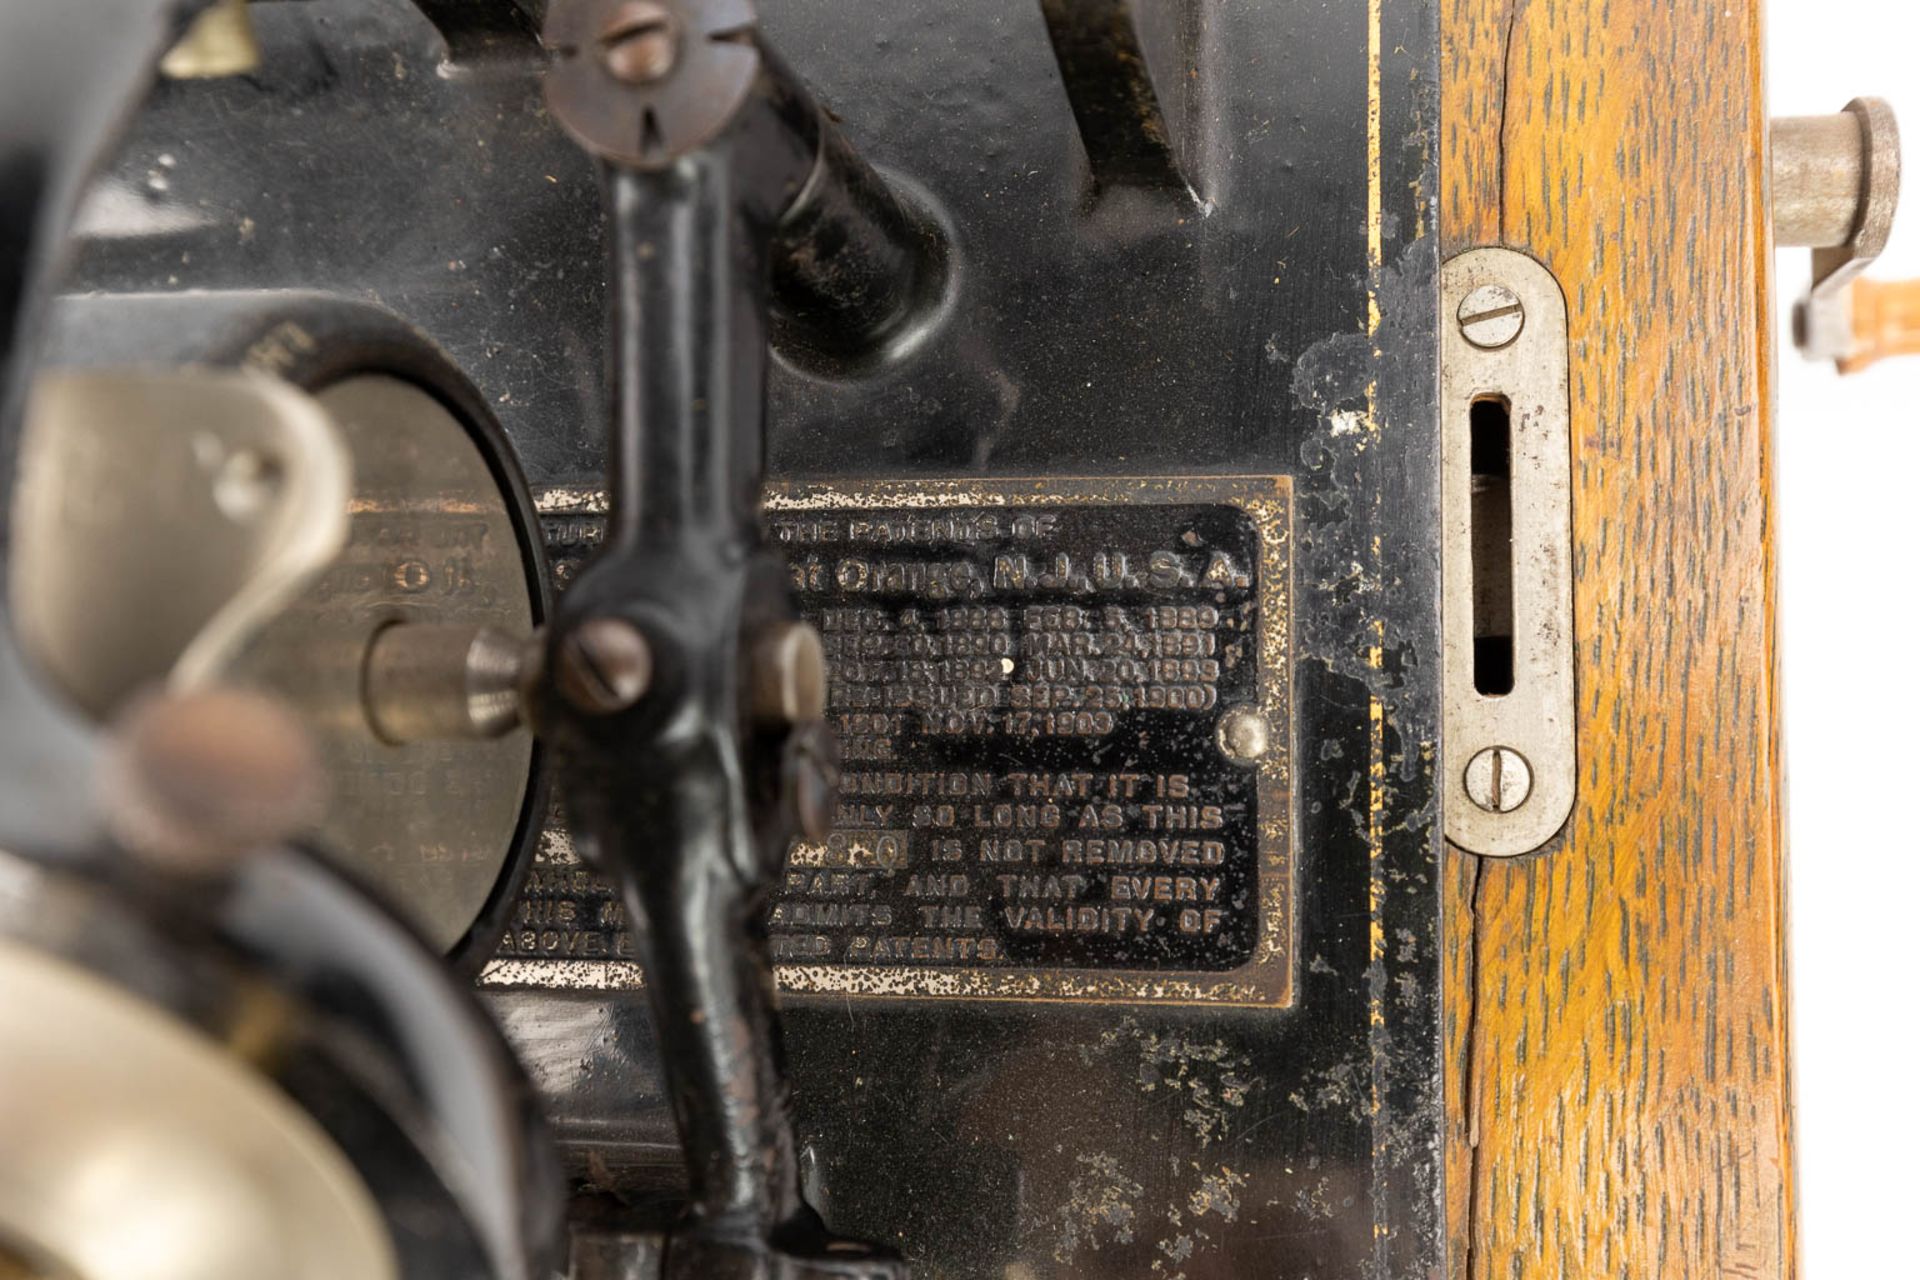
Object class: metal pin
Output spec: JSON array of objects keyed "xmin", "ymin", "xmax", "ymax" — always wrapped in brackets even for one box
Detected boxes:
[
  {"xmin": 748, "ymin": 620, "xmax": 827, "ymax": 727},
  {"xmin": 1216, "ymin": 706, "xmax": 1272, "ymax": 765}
]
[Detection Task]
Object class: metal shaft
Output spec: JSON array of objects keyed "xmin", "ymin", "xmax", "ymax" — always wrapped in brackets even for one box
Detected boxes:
[
  {"xmin": 362, "ymin": 623, "xmax": 528, "ymax": 742},
  {"xmin": 764, "ymin": 56, "xmax": 948, "ymax": 369},
  {"xmin": 1774, "ymin": 111, "xmax": 1869, "ymax": 249}
]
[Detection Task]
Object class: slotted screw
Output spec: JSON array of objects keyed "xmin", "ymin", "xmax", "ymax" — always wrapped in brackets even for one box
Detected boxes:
[
  {"xmin": 1464, "ymin": 746, "xmax": 1533, "ymax": 813},
  {"xmin": 598, "ymin": 0, "xmax": 679, "ymax": 84},
  {"xmin": 1457, "ymin": 283, "xmax": 1526, "ymax": 350},
  {"xmin": 554, "ymin": 617, "xmax": 654, "ymax": 715}
]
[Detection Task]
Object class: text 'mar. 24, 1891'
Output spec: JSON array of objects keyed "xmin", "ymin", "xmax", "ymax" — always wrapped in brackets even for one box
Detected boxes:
[{"xmin": 489, "ymin": 477, "xmax": 1294, "ymax": 1007}]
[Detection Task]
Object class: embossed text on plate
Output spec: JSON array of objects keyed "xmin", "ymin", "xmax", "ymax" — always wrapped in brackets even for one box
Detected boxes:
[{"xmin": 486, "ymin": 477, "xmax": 1294, "ymax": 1007}]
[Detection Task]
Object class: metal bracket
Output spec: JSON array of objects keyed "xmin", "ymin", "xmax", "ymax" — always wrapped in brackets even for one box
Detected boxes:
[
  {"xmin": 1441, "ymin": 248, "xmax": 1575, "ymax": 857},
  {"xmin": 1780, "ymin": 98, "xmax": 1903, "ymax": 365},
  {"xmin": 10, "ymin": 368, "xmax": 351, "ymax": 719}
]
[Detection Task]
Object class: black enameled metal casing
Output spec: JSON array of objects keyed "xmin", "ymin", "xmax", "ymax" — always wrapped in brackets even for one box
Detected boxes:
[{"xmin": 49, "ymin": 1, "xmax": 1446, "ymax": 1274}]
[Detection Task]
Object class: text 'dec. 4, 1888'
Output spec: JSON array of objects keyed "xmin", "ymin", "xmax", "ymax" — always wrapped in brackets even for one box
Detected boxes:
[{"xmin": 490, "ymin": 476, "xmax": 1295, "ymax": 1007}]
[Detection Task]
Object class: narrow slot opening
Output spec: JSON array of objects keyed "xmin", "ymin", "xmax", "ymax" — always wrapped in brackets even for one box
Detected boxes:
[{"xmin": 1470, "ymin": 396, "xmax": 1514, "ymax": 696}]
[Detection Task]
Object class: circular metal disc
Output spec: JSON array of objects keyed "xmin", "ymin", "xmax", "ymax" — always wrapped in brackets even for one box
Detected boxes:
[
  {"xmin": 0, "ymin": 942, "xmax": 396, "ymax": 1280},
  {"xmin": 543, "ymin": 0, "xmax": 760, "ymax": 167},
  {"xmin": 227, "ymin": 376, "xmax": 538, "ymax": 953}
]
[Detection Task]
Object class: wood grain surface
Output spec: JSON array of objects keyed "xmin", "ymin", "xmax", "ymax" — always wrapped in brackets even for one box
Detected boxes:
[{"xmin": 1439, "ymin": 1, "xmax": 1793, "ymax": 1276}]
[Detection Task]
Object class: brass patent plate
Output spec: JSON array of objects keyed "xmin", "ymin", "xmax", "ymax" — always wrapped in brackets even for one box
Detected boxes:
[{"xmin": 485, "ymin": 477, "xmax": 1294, "ymax": 1007}]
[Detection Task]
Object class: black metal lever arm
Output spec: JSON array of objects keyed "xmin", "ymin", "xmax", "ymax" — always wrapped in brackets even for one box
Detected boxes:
[{"xmin": 535, "ymin": 2, "xmax": 936, "ymax": 1276}]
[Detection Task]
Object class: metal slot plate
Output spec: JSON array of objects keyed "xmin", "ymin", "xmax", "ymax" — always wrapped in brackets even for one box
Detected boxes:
[{"xmin": 1442, "ymin": 248, "xmax": 1575, "ymax": 856}]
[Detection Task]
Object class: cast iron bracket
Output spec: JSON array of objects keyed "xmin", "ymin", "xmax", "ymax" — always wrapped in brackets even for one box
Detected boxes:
[{"xmin": 535, "ymin": 1, "xmax": 931, "ymax": 1274}]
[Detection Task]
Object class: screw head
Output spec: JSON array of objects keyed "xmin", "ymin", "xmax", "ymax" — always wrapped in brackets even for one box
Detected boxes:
[
  {"xmin": 598, "ymin": 0, "xmax": 679, "ymax": 85},
  {"xmin": 1457, "ymin": 283, "xmax": 1526, "ymax": 350},
  {"xmin": 554, "ymin": 617, "xmax": 653, "ymax": 716},
  {"xmin": 749, "ymin": 620, "xmax": 827, "ymax": 727},
  {"xmin": 1463, "ymin": 746, "xmax": 1533, "ymax": 813},
  {"xmin": 1216, "ymin": 706, "xmax": 1272, "ymax": 765}
]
